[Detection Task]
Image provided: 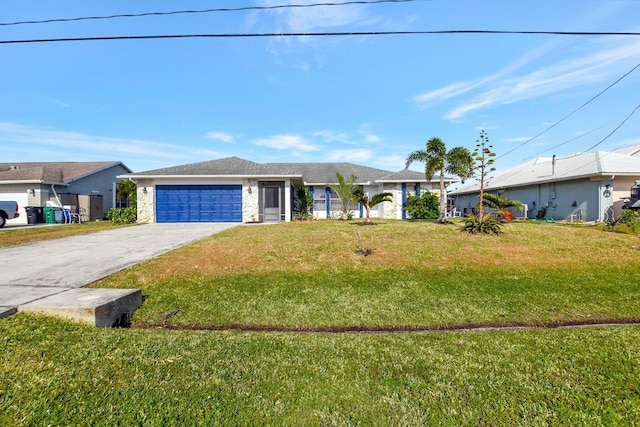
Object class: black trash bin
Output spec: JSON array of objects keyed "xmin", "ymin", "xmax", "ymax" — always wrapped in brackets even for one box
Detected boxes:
[{"xmin": 25, "ymin": 206, "xmax": 44, "ymax": 224}]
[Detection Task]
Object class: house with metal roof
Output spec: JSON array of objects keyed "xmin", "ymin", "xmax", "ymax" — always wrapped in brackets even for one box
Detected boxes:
[
  {"xmin": 450, "ymin": 145, "xmax": 640, "ymax": 222},
  {"xmin": 0, "ymin": 161, "xmax": 132, "ymax": 224},
  {"xmin": 122, "ymin": 157, "xmax": 454, "ymax": 223}
]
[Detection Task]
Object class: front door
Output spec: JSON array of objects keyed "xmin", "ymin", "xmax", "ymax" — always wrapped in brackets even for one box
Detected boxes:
[{"xmin": 263, "ymin": 185, "xmax": 281, "ymax": 222}]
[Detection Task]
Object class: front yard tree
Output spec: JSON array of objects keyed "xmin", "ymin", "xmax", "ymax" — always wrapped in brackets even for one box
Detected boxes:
[
  {"xmin": 329, "ymin": 173, "xmax": 359, "ymax": 220},
  {"xmin": 405, "ymin": 137, "xmax": 474, "ymax": 224},
  {"xmin": 353, "ymin": 189, "xmax": 393, "ymax": 224},
  {"xmin": 472, "ymin": 130, "xmax": 496, "ymax": 219}
]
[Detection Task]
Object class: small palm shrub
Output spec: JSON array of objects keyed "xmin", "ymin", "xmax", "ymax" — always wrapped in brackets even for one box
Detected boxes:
[
  {"xmin": 461, "ymin": 213, "xmax": 502, "ymax": 235},
  {"xmin": 106, "ymin": 207, "xmax": 137, "ymax": 225}
]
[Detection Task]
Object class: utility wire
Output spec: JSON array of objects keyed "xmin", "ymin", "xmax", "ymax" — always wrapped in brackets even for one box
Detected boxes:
[
  {"xmin": 497, "ymin": 61, "xmax": 640, "ymax": 160},
  {"xmin": 555, "ymin": 102, "xmax": 640, "ymax": 179},
  {"xmin": 522, "ymin": 124, "xmax": 609, "ymax": 161},
  {"xmin": 2, "ymin": 30, "xmax": 640, "ymax": 45},
  {"xmin": 582, "ymin": 103, "xmax": 640, "ymax": 153},
  {"xmin": 0, "ymin": 0, "xmax": 415, "ymax": 26}
]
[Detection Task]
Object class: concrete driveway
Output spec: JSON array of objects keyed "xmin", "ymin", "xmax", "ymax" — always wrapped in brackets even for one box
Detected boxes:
[
  {"xmin": 0, "ymin": 223, "xmax": 239, "ymax": 324},
  {"xmin": 0, "ymin": 223, "xmax": 238, "ymax": 287}
]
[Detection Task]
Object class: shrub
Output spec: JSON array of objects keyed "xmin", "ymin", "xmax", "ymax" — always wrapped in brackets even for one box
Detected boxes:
[
  {"xmin": 294, "ymin": 188, "xmax": 313, "ymax": 220},
  {"xmin": 461, "ymin": 213, "xmax": 502, "ymax": 235},
  {"xmin": 605, "ymin": 209, "xmax": 640, "ymax": 235},
  {"xmin": 405, "ymin": 193, "xmax": 439, "ymax": 220},
  {"xmin": 106, "ymin": 207, "xmax": 137, "ymax": 225}
]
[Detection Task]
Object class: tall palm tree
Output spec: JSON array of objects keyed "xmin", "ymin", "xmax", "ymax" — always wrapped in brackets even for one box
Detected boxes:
[{"xmin": 405, "ymin": 137, "xmax": 474, "ymax": 223}]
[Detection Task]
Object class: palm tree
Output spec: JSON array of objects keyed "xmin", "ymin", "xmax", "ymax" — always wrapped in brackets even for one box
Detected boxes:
[
  {"xmin": 329, "ymin": 173, "xmax": 359, "ymax": 220},
  {"xmin": 353, "ymin": 189, "xmax": 393, "ymax": 223},
  {"xmin": 481, "ymin": 194, "xmax": 524, "ymax": 222},
  {"xmin": 405, "ymin": 137, "xmax": 474, "ymax": 223}
]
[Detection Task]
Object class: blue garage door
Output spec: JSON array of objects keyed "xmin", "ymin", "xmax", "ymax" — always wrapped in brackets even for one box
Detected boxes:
[{"xmin": 156, "ymin": 185, "xmax": 242, "ymax": 223}]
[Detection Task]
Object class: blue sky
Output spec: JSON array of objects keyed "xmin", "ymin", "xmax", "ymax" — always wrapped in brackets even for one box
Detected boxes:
[{"xmin": 2, "ymin": 0, "xmax": 640, "ymax": 178}]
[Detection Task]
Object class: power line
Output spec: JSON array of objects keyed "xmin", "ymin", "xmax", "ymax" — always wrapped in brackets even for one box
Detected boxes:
[
  {"xmin": 0, "ymin": 0, "xmax": 415, "ymax": 26},
  {"xmin": 582, "ymin": 103, "xmax": 640, "ymax": 153},
  {"xmin": 522, "ymin": 124, "xmax": 609, "ymax": 161},
  {"xmin": 2, "ymin": 30, "xmax": 640, "ymax": 45},
  {"xmin": 497, "ymin": 61, "xmax": 640, "ymax": 160},
  {"xmin": 555, "ymin": 103, "xmax": 640, "ymax": 179}
]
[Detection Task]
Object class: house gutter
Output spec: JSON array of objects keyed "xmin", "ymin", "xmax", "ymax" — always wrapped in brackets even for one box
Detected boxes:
[{"xmin": 50, "ymin": 184, "xmax": 63, "ymax": 208}]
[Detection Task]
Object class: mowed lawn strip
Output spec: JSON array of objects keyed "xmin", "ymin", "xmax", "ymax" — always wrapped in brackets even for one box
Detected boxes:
[
  {"xmin": 93, "ymin": 220, "xmax": 640, "ymax": 328},
  {"xmin": 1, "ymin": 315, "xmax": 639, "ymax": 426},
  {"xmin": 0, "ymin": 221, "xmax": 134, "ymax": 247}
]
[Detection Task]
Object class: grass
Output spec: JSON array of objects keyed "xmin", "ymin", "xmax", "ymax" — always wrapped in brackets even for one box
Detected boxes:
[
  {"xmin": 1, "ymin": 315, "xmax": 639, "ymax": 425},
  {"xmin": 3, "ymin": 219, "xmax": 640, "ymax": 425},
  {"xmin": 93, "ymin": 220, "xmax": 640, "ymax": 329},
  {"xmin": 0, "ymin": 221, "xmax": 134, "ymax": 247}
]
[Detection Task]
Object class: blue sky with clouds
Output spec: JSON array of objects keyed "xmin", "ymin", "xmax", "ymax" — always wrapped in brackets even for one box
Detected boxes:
[{"xmin": 2, "ymin": 0, "xmax": 639, "ymax": 176}]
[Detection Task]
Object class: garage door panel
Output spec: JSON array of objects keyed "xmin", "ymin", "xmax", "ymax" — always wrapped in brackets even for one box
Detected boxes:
[{"xmin": 156, "ymin": 185, "xmax": 242, "ymax": 223}]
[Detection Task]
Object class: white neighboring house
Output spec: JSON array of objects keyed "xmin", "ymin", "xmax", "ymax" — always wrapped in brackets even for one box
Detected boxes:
[
  {"xmin": 0, "ymin": 161, "xmax": 132, "ymax": 224},
  {"xmin": 450, "ymin": 145, "xmax": 640, "ymax": 222},
  {"xmin": 121, "ymin": 157, "xmax": 458, "ymax": 223}
]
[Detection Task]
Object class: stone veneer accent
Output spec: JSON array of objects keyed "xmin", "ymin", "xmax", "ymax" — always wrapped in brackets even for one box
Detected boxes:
[
  {"xmin": 136, "ymin": 179, "xmax": 154, "ymax": 223},
  {"xmin": 242, "ymin": 179, "xmax": 259, "ymax": 223},
  {"xmin": 383, "ymin": 183, "xmax": 402, "ymax": 219}
]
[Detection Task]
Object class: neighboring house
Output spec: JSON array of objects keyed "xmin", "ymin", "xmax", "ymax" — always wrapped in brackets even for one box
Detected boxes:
[
  {"xmin": 451, "ymin": 145, "xmax": 640, "ymax": 222},
  {"xmin": 121, "ymin": 157, "xmax": 456, "ymax": 223},
  {"xmin": 0, "ymin": 161, "xmax": 132, "ymax": 224}
]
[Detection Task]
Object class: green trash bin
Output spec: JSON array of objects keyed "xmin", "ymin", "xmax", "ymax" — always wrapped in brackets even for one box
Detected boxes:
[{"xmin": 44, "ymin": 206, "xmax": 57, "ymax": 224}]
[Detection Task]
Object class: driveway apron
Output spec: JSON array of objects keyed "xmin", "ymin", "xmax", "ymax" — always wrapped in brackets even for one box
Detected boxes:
[{"xmin": 0, "ymin": 223, "xmax": 238, "ymax": 288}]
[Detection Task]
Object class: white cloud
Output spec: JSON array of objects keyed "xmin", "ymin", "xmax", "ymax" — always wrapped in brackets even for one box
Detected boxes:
[
  {"xmin": 357, "ymin": 124, "xmax": 381, "ymax": 143},
  {"xmin": 312, "ymin": 129, "xmax": 349, "ymax": 142},
  {"xmin": 252, "ymin": 0, "xmax": 378, "ymax": 58},
  {"xmin": 259, "ymin": 0, "xmax": 369, "ymax": 32},
  {"xmin": 370, "ymin": 154, "xmax": 407, "ymax": 172},
  {"xmin": 0, "ymin": 122, "xmax": 187, "ymax": 160},
  {"xmin": 326, "ymin": 149, "xmax": 373, "ymax": 162},
  {"xmin": 252, "ymin": 134, "xmax": 320, "ymax": 151},
  {"xmin": 414, "ymin": 37, "xmax": 640, "ymax": 120},
  {"xmin": 205, "ymin": 131, "xmax": 234, "ymax": 143},
  {"xmin": 0, "ymin": 122, "xmax": 228, "ymax": 172}
]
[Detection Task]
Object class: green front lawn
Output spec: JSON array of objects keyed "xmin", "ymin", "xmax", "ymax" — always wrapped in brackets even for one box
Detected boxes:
[
  {"xmin": 3, "ymin": 220, "xmax": 640, "ymax": 425},
  {"xmin": 1, "ymin": 315, "xmax": 639, "ymax": 425},
  {"xmin": 94, "ymin": 220, "xmax": 640, "ymax": 329}
]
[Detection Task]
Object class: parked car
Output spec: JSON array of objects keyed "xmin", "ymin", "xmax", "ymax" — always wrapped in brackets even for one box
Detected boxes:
[{"xmin": 0, "ymin": 201, "xmax": 20, "ymax": 228}]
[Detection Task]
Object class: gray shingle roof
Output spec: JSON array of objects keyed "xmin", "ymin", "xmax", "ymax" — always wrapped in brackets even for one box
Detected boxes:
[
  {"xmin": 130, "ymin": 157, "xmax": 295, "ymax": 177},
  {"xmin": 376, "ymin": 169, "xmax": 456, "ymax": 183},
  {"xmin": 268, "ymin": 162, "xmax": 393, "ymax": 184},
  {"xmin": 125, "ymin": 157, "xmax": 454, "ymax": 184},
  {"xmin": 0, "ymin": 162, "xmax": 129, "ymax": 184}
]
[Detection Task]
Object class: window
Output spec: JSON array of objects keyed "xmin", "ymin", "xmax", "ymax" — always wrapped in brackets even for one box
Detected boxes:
[{"xmin": 313, "ymin": 191, "xmax": 326, "ymax": 212}]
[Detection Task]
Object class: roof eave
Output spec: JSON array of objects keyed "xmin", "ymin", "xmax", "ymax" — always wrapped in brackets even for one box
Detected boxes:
[
  {"xmin": 67, "ymin": 162, "xmax": 132, "ymax": 184},
  {"xmin": 0, "ymin": 179, "xmax": 67, "ymax": 186},
  {"xmin": 119, "ymin": 174, "xmax": 302, "ymax": 180}
]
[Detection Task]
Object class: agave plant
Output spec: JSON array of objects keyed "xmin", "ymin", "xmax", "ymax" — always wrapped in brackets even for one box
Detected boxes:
[
  {"xmin": 481, "ymin": 194, "xmax": 524, "ymax": 222},
  {"xmin": 461, "ymin": 213, "xmax": 502, "ymax": 235}
]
